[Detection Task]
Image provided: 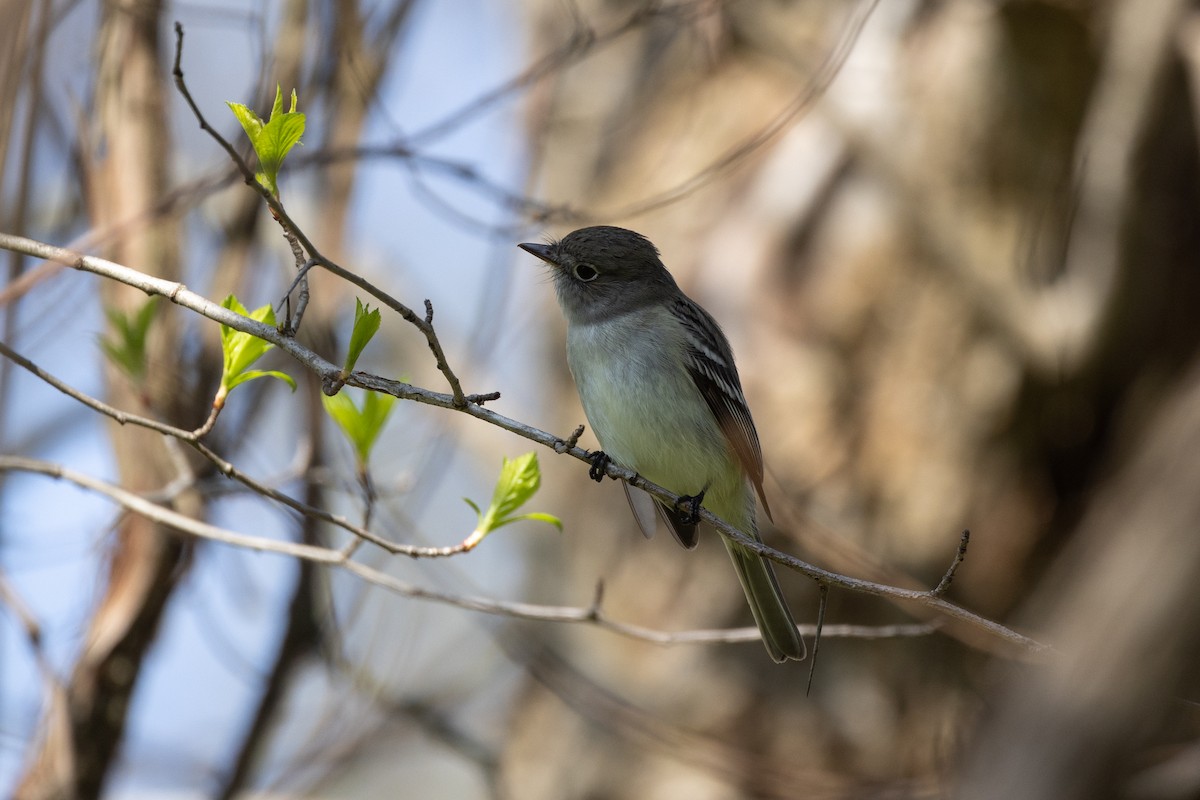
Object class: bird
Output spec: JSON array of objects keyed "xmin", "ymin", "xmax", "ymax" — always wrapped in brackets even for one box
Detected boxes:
[{"xmin": 519, "ymin": 225, "xmax": 805, "ymax": 663}]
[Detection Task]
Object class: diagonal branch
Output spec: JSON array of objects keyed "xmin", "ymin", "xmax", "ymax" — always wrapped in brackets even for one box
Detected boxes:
[{"xmin": 0, "ymin": 231, "xmax": 1046, "ymax": 657}]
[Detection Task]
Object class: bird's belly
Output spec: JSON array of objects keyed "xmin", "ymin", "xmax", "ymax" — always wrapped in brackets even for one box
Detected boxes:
[{"xmin": 567, "ymin": 326, "xmax": 731, "ymax": 497}]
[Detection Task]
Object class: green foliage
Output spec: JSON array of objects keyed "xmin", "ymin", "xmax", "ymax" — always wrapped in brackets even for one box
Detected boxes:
[
  {"xmin": 226, "ymin": 86, "xmax": 305, "ymax": 197},
  {"xmin": 322, "ymin": 388, "xmax": 395, "ymax": 466},
  {"xmin": 99, "ymin": 297, "xmax": 158, "ymax": 381},
  {"xmin": 463, "ymin": 453, "xmax": 562, "ymax": 548},
  {"xmin": 344, "ymin": 298, "xmax": 382, "ymax": 374},
  {"xmin": 218, "ymin": 295, "xmax": 296, "ymax": 403}
]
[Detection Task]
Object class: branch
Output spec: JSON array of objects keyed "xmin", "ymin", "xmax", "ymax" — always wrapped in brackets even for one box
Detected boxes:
[
  {"xmin": 0, "ymin": 338, "xmax": 496, "ymax": 560},
  {"xmin": 0, "ymin": 455, "xmax": 939, "ymax": 649},
  {"xmin": 172, "ymin": 22, "xmax": 468, "ymax": 405},
  {"xmin": 605, "ymin": 0, "xmax": 880, "ymax": 220},
  {"xmin": 933, "ymin": 529, "xmax": 970, "ymax": 597},
  {"xmin": 0, "ymin": 230, "xmax": 1046, "ymax": 656}
]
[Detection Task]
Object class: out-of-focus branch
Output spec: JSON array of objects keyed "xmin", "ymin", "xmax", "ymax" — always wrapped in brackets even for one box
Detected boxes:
[
  {"xmin": 404, "ymin": 0, "xmax": 677, "ymax": 146},
  {"xmin": 0, "ymin": 567, "xmax": 44, "ymax": 656},
  {"xmin": 957, "ymin": 352, "xmax": 1200, "ymax": 800},
  {"xmin": 0, "ymin": 569, "xmax": 71, "ymax": 800},
  {"xmin": 1030, "ymin": 0, "xmax": 1188, "ymax": 367},
  {"xmin": 0, "ymin": 0, "xmax": 50, "ymax": 452},
  {"xmin": 215, "ymin": 370, "xmax": 326, "ymax": 800},
  {"xmin": 834, "ymin": 0, "xmax": 1188, "ymax": 377},
  {"xmin": 15, "ymin": 3, "xmax": 192, "ymax": 798},
  {"xmin": 605, "ymin": 0, "xmax": 878, "ymax": 220}
]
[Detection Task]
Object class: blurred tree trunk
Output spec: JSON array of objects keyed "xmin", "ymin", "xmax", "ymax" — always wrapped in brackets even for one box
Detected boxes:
[
  {"xmin": 15, "ymin": 2, "xmax": 196, "ymax": 797},
  {"xmin": 508, "ymin": 0, "xmax": 1200, "ymax": 796},
  {"xmin": 959, "ymin": 341, "xmax": 1200, "ymax": 799},
  {"xmin": 213, "ymin": 4, "xmax": 421, "ymax": 795}
]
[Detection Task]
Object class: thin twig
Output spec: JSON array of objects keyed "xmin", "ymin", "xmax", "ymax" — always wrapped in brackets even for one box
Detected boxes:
[
  {"xmin": 0, "ymin": 565, "xmax": 66, "ymax": 710},
  {"xmin": 280, "ymin": 226, "xmax": 309, "ymax": 335},
  {"xmin": 172, "ymin": 22, "xmax": 469, "ymax": 405},
  {"xmin": 933, "ymin": 529, "xmax": 971, "ymax": 597},
  {"xmin": 559, "ymin": 424, "xmax": 586, "ymax": 452},
  {"xmin": 807, "ymin": 584, "xmax": 828, "ymax": 696},
  {"xmin": 191, "ymin": 405, "xmax": 221, "ymax": 438},
  {"xmin": 607, "ymin": 0, "xmax": 880, "ymax": 220},
  {"xmin": 0, "ymin": 567, "xmax": 43, "ymax": 649}
]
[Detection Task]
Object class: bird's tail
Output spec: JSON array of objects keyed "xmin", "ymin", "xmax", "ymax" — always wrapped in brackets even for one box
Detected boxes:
[{"xmin": 722, "ymin": 536, "xmax": 806, "ymax": 663}]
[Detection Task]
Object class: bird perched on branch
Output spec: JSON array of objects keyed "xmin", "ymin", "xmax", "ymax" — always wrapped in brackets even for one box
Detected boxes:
[{"xmin": 520, "ymin": 226, "xmax": 804, "ymax": 663}]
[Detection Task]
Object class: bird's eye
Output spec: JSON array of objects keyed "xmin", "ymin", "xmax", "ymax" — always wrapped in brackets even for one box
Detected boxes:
[{"xmin": 574, "ymin": 264, "xmax": 598, "ymax": 282}]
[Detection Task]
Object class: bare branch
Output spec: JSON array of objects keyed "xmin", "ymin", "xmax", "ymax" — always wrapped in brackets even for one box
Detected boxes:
[
  {"xmin": 0, "ymin": 455, "xmax": 940, "ymax": 650},
  {"xmin": 0, "ymin": 338, "xmax": 487, "ymax": 559},
  {"xmin": 0, "ymin": 567, "xmax": 43, "ymax": 650},
  {"xmin": 933, "ymin": 529, "xmax": 971, "ymax": 597},
  {"xmin": 606, "ymin": 0, "xmax": 880, "ymax": 220},
  {"xmin": 0, "ymin": 230, "xmax": 1046, "ymax": 656},
  {"xmin": 4, "ymin": 456, "xmax": 342, "ymax": 562}
]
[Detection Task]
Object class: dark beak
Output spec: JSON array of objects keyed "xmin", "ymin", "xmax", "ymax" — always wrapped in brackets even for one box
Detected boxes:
[{"xmin": 518, "ymin": 242, "xmax": 558, "ymax": 265}]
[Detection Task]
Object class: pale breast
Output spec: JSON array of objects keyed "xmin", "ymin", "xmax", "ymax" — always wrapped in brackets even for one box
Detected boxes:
[{"xmin": 565, "ymin": 312, "xmax": 735, "ymax": 499}]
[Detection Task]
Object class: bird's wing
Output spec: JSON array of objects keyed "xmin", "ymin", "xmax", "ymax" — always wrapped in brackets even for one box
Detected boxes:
[{"xmin": 672, "ymin": 296, "xmax": 773, "ymax": 521}]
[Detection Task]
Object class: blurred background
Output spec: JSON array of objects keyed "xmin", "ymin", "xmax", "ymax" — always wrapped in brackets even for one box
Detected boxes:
[{"xmin": 2, "ymin": 0, "xmax": 1200, "ymax": 798}]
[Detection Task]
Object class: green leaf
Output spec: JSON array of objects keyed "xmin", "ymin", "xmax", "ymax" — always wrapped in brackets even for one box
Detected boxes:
[
  {"xmin": 218, "ymin": 294, "xmax": 295, "ymax": 399},
  {"xmin": 505, "ymin": 512, "xmax": 564, "ymax": 531},
  {"xmin": 322, "ymin": 388, "xmax": 396, "ymax": 465},
  {"xmin": 226, "ymin": 85, "xmax": 305, "ymax": 196},
  {"xmin": 226, "ymin": 369, "xmax": 297, "ymax": 392},
  {"xmin": 463, "ymin": 453, "xmax": 562, "ymax": 548},
  {"xmin": 321, "ymin": 391, "xmax": 356, "ymax": 433},
  {"xmin": 98, "ymin": 297, "xmax": 158, "ymax": 381},
  {"xmin": 220, "ymin": 295, "xmax": 273, "ymax": 379},
  {"xmin": 227, "ymin": 101, "xmax": 264, "ymax": 147},
  {"xmin": 344, "ymin": 298, "xmax": 382, "ymax": 373},
  {"xmin": 491, "ymin": 452, "xmax": 545, "ymax": 521}
]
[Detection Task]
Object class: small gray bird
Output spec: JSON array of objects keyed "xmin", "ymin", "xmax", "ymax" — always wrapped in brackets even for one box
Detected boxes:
[{"xmin": 520, "ymin": 226, "xmax": 805, "ymax": 663}]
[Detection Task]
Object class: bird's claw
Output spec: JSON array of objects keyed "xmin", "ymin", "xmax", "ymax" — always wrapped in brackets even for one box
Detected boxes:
[
  {"xmin": 675, "ymin": 491, "xmax": 705, "ymax": 525},
  {"xmin": 587, "ymin": 451, "xmax": 611, "ymax": 482}
]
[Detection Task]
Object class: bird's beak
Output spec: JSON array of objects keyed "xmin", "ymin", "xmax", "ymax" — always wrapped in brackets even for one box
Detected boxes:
[{"xmin": 518, "ymin": 242, "xmax": 558, "ymax": 266}]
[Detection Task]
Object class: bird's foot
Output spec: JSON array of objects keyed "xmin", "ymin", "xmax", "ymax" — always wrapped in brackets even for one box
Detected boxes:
[
  {"xmin": 587, "ymin": 451, "xmax": 611, "ymax": 482},
  {"xmin": 674, "ymin": 490, "xmax": 706, "ymax": 525}
]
